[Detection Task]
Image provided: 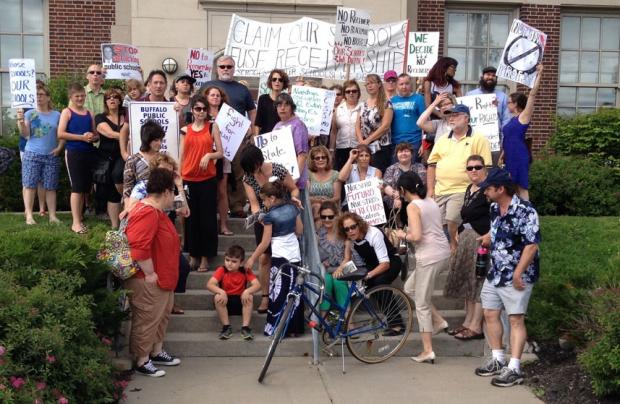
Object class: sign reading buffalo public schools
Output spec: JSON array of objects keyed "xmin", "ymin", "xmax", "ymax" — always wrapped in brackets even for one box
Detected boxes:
[
  {"xmin": 9, "ymin": 58, "xmax": 37, "ymax": 109},
  {"xmin": 334, "ymin": 7, "xmax": 371, "ymax": 65},
  {"xmin": 497, "ymin": 20, "xmax": 546, "ymax": 88},
  {"xmin": 101, "ymin": 43, "xmax": 142, "ymax": 80},
  {"xmin": 129, "ymin": 102, "xmax": 179, "ymax": 160}
]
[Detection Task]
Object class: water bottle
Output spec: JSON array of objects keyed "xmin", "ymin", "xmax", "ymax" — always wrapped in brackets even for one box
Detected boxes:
[{"xmin": 475, "ymin": 246, "xmax": 489, "ymax": 278}]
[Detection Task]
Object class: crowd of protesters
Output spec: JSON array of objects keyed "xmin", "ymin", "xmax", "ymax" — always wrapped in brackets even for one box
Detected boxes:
[{"xmin": 16, "ymin": 56, "xmax": 542, "ymax": 387}]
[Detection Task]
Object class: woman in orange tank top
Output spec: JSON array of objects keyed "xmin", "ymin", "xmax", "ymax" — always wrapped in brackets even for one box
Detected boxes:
[{"xmin": 180, "ymin": 95, "xmax": 223, "ymax": 272}]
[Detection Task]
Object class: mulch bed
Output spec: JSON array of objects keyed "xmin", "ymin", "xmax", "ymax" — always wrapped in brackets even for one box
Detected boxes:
[{"xmin": 523, "ymin": 343, "xmax": 620, "ymax": 404}]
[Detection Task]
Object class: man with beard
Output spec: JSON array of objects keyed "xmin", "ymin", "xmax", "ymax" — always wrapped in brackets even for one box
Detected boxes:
[{"xmin": 466, "ymin": 67, "xmax": 510, "ymax": 165}]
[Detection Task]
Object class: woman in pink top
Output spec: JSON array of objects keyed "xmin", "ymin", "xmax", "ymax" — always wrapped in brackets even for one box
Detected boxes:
[{"xmin": 396, "ymin": 171, "xmax": 450, "ymax": 364}]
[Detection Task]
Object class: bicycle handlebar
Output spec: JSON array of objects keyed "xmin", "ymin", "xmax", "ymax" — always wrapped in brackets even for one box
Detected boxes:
[{"xmin": 276, "ymin": 263, "xmax": 325, "ymax": 287}]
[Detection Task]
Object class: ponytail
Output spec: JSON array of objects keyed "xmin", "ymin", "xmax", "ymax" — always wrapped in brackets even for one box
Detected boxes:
[{"xmin": 396, "ymin": 171, "xmax": 427, "ymax": 199}]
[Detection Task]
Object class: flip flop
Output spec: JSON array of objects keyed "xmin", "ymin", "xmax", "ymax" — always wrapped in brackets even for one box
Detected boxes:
[
  {"xmin": 171, "ymin": 306, "xmax": 185, "ymax": 315},
  {"xmin": 447, "ymin": 325, "xmax": 467, "ymax": 336},
  {"xmin": 72, "ymin": 227, "xmax": 88, "ymax": 235},
  {"xmin": 196, "ymin": 266, "xmax": 209, "ymax": 273},
  {"xmin": 219, "ymin": 230, "xmax": 234, "ymax": 236}
]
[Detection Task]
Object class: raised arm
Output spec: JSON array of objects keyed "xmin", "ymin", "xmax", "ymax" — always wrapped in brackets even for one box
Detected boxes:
[
  {"xmin": 417, "ymin": 93, "xmax": 447, "ymax": 133},
  {"xmin": 519, "ymin": 64, "xmax": 543, "ymax": 125}
]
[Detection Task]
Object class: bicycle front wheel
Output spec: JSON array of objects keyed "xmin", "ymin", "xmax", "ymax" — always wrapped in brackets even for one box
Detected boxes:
[
  {"xmin": 345, "ymin": 285, "xmax": 413, "ymax": 363},
  {"xmin": 258, "ymin": 296, "xmax": 296, "ymax": 383}
]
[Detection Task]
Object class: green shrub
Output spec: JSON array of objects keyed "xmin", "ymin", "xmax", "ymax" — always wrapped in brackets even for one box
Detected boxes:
[{"xmin": 529, "ymin": 155, "xmax": 620, "ymax": 216}]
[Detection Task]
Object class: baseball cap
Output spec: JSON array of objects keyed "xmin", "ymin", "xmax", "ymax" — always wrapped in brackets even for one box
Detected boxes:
[
  {"xmin": 383, "ymin": 70, "xmax": 398, "ymax": 81},
  {"xmin": 444, "ymin": 104, "xmax": 471, "ymax": 116},
  {"xmin": 175, "ymin": 74, "xmax": 196, "ymax": 84},
  {"xmin": 482, "ymin": 66, "xmax": 497, "ymax": 74},
  {"xmin": 479, "ymin": 168, "xmax": 514, "ymax": 190}
]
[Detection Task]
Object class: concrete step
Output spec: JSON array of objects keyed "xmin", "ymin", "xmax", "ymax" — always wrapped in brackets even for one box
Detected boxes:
[
  {"xmin": 223, "ymin": 218, "xmax": 255, "ymax": 234},
  {"xmin": 164, "ymin": 331, "xmax": 484, "ymax": 358},
  {"xmin": 167, "ymin": 309, "xmax": 467, "ymax": 334}
]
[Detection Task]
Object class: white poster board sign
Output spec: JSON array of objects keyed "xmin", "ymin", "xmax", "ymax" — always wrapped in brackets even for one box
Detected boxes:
[
  {"xmin": 101, "ymin": 43, "xmax": 142, "ymax": 80},
  {"xmin": 254, "ymin": 126, "xmax": 300, "ymax": 180},
  {"xmin": 224, "ymin": 14, "xmax": 407, "ymax": 80},
  {"xmin": 497, "ymin": 19, "xmax": 546, "ymax": 88},
  {"xmin": 215, "ymin": 103, "xmax": 251, "ymax": 161},
  {"xmin": 457, "ymin": 94, "xmax": 501, "ymax": 152},
  {"xmin": 406, "ymin": 32, "xmax": 440, "ymax": 77},
  {"xmin": 129, "ymin": 102, "xmax": 180, "ymax": 160},
  {"xmin": 334, "ymin": 7, "xmax": 371, "ymax": 65},
  {"xmin": 186, "ymin": 48, "xmax": 214, "ymax": 88},
  {"xmin": 291, "ymin": 86, "xmax": 336, "ymax": 137},
  {"xmin": 345, "ymin": 179, "xmax": 386, "ymax": 226},
  {"xmin": 9, "ymin": 59, "xmax": 36, "ymax": 109}
]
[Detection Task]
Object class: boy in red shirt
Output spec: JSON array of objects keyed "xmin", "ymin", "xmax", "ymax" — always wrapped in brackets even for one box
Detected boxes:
[{"xmin": 207, "ymin": 245, "xmax": 261, "ymax": 340}]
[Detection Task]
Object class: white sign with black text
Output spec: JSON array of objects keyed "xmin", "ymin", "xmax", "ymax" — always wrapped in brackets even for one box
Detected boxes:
[
  {"xmin": 254, "ymin": 126, "xmax": 300, "ymax": 180},
  {"xmin": 215, "ymin": 103, "xmax": 251, "ymax": 161},
  {"xmin": 9, "ymin": 58, "xmax": 37, "ymax": 109},
  {"xmin": 334, "ymin": 7, "xmax": 371, "ymax": 65},
  {"xmin": 291, "ymin": 86, "xmax": 336, "ymax": 137},
  {"xmin": 345, "ymin": 179, "xmax": 386, "ymax": 226},
  {"xmin": 497, "ymin": 19, "xmax": 546, "ymax": 88},
  {"xmin": 128, "ymin": 102, "xmax": 180, "ymax": 160},
  {"xmin": 457, "ymin": 94, "xmax": 501, "ymax": 152},
  {"xmin": 406, "ymin": 32, "xmax": 440, "ymax": 77}
]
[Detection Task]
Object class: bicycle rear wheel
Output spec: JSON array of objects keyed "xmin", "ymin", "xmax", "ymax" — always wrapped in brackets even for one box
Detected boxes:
[
  {"xmin": 345, "ymin": 285, "xmax": 413, "ymax": 363},
  {"xmin": 258, "ymin": 296, "xmax": 296, "ymax": 383}
]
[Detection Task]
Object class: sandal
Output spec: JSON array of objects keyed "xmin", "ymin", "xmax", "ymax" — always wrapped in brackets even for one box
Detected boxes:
[
  {"xmin": 196, "ymin": 266, "xmax": 210, "ymax": 273},
  {"xmin": 447, "ymin": 325, "xmax": 467, "ymax": 336},
  {"xmin": 72, "ymin": 226, "xmax": 88, "ymax": 235},
  {"xmin": 171, "ymin": 306, "xmax": 185, "ymax": 315},
  {"xmin": 454, "ymin": 328, "xmax": 485, "ymax": 340},
  {"xmin": 257, "ymin": 294, "xmax": 269, "ymax": 314},
  {"xmin": 219, "ymin": 230, "xmax": 234, "ymax": 236}
]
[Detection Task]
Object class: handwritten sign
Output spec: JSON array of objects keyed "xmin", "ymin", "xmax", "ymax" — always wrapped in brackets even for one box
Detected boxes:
[
  {"xmin": 128, "ymin": 102, "xmax": 180, "ymax": 160},
  {"xmin": 186, "ymin": 48, "xmax": 214, "ymax": 88},
  {"xmin": 101, "ymin": 43, "xmax": 142, "ymax": 80},
  {"xmin": 254, "ymin": 126, "xmax": 299, "ymax": 180},
  {"xmin": 497, "ymin": 20, "xmax": 546, "ymax": 88},
  {"xmin": 457, "ymin": 94, "xmax": 500, "ymax": 152},
  {"xmin": 406, "ymin": 32, "xmax": 440, "ymax": 77},
  {"xmin": 9, "ymin": 59, "xmax": 36, "ymax": 109},
  {"xmin": 225, "ymin": 14, "xmax": 407, "ymax": 80},
  {"xmin": 215, "ymin": 103, "xmax": 251, "ymax": 161},
  {"xmin": 345, "ymin": 179, "xmax": 386, "ymax": 226},
  {"xmin": 291, "ymin": 86, "xmax": 336, "ymax": 137},
  {"xmin": 334, "ymin": 7, "xmax": 371, "ymax": 65}
]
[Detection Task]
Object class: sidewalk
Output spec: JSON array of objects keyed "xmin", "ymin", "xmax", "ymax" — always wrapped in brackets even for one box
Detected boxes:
[{"xmin": 122, "ymin": 356, "xmax": 540, "ymax": 404}]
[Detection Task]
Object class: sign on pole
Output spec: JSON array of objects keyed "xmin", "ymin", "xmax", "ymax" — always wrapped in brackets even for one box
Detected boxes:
[
  {"xmin": 406, "ymin": 32, "xmax": 440, "ymax": 77},
  {"xmin": 186, "ymin": 48, "xmax": 214, "ymax": 88},
  {"xmin": 457, "ymin": 94, "xmax": 501, "ymax": 152},
  {"xmin": 215, "ymin": 103, "xmax": 251, "ymax": 161},
  {"xmin": 254, "ymin": 126, "xmax": 300, "ymax": 180},
  {"xmin": 9, "ymin": 59, "xmax": 36, "ymax": 109},
  {"xmin": 345, "ymin": 179, "xmax": 386, "ymax": 226},
  {"xmin": 334, "ymin": 7, "xmax": 371, "ymax": 65},
  {"xmin": 128, "ymin": 102, "xmax": 180, "ymax": 160},
  {"xmin": 497, "ymin": 19, "xmax": 546, "ymax": 88},
  {"xmin": 101, "ymin": 43, "xmax": 142, "ymax": 80},
  {"xmin": 291, "ymin": 86, "xmax": 336, "ymax": 137}
]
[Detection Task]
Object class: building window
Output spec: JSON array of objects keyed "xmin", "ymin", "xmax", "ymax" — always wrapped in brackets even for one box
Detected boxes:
[
  {"xmin": 558, "ymin": 15, "xmax": 620, "ymax": 115},
  {"xmin": 445, "ymin": 9, "xmax": 515, "ymax": 94},
  {"xmin": 0, "ymin": 0, "xmax": 46, "ymax": 136}
]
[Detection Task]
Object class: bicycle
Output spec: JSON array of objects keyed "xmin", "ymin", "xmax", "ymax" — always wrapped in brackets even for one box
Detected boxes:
[{"xmin": 258, "ymin": 263, "xmax": 414, "ymax": 383}]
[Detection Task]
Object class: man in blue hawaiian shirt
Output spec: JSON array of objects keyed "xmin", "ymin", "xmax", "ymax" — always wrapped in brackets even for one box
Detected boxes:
[{"xmin": 474, "ymin": 168, "xmax": 540, "ymax": 388}]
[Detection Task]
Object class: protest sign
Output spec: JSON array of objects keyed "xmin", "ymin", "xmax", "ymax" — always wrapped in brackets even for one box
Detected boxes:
[
  {"xmin": 254, "ymin": 126, "xmax": 299, "ymax": 180},
  {"xmin": 457, "ymin": 94, "xmax": 501, "ymax": 152},
  {"xmin": 224, "ymin": 14, "xmax": 407, "ymax": 81},
  {"xmin": 291, "ymin": 86, "xmax": 336, "ymax": 137},
  {"xmin": 258, "ymin": 71, "xmax": 271, "ymax": 96},
  {"xmin": 215, "ymin": 103, "xmax": 251, "ymax": 161},
  {"xmin": 345, "ymin": 179, "xmax": 386, "ymax": 226},
  {"xmin": 497, "ymin": 19, "xmax": 546, "ymax": 88},
  {"xmin": 186, "ymin": 48, "xmax": 214, "ymax": 88},
  {"xmin": 334, "ymin": 7, "xmax": 371, "ymax": 65},
  {"xmin": 406, "ymin": 32, "xmax": 439, "ymax": 77},
  {"xmin": 128, "ymin": 102, "xmax": 179, "ymax": 160},
  {"xmin": 101, "ymin": 43, "xmax": 142, "ymax": 80},
  {"xmin": 9, "ymin": 59, "xmax": 36, "ymax": 109}
]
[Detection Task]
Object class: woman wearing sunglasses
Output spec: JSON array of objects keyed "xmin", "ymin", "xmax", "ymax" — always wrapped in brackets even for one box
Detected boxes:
[
  {"xmin": 179, "ymin": 95, "xmax": 224, "ymax": 272},
  {"xmin": 443, "ymin": 155, "xmax": 490, "ymax": 341},
  {"xmin": 330, "ymin": 80, "xmax": 363, "ymax": 171},
  {"xmin": 308, "ymin": 145, "xmax": 341, "ymax": 226},
  {"xmin": 254, "ymin": 69, "xmax": 289, "ymax": 136}
]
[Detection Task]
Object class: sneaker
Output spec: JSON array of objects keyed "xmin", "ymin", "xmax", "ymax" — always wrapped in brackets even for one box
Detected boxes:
[
  {"xmin": 134, "ymin": 360, "xmax": 166, "ymax": 377},
  {"xmin": 219, "ymin": 327, "xmax": 233, "ymax": 340},
  {"xmin": 241, "ymin": 327, "xmax": 254, "ymax": 341},
  {"xmin": 491, "ymin": 367, "xmax": 524, "ymax": 387},
  {"xmin": 150, "ymin": 350, "xmax": 181, "ymax": 366},
  {"xmin": 475, "ymin": 357, "xmax": 506, "ymax": 377}
]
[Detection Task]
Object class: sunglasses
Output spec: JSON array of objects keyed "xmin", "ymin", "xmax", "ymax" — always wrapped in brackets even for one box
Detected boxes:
[
  {"xmin": 343, "ymin": 223, "xmax": 358, "ymax": 233},
  {"xmin": 88, "ymin": 71, "xmax": 103, "ymax": 75},
  {"xmin": 466, "ymin": 165, "xmax": 484, "ymax": 171},
  {"xmin": 313, "ymin": 155, "xmax": 327, "ymax": 161},
  {"xmin": 345, "ymin": 89, "xmax": 359, "ymax": 94},
  {"xmin": 105, "ymin": 96, "xmax": 121, "ymax": 101},
  {"xmin": 320, "ymin": 214, "xmax": 335, "ymax": 220},
  {"xmin": 193, "ymin": 106, "xmax": 207, "ymax": 112},
  {"xmin": 385, "ymin": 78, "xmax": 397, "ymax": 83},
  {"xmin": 218, "ymin": 65, "xmax": 234, "ymax": 70},
  {"xmin": 271, "ymin": 77, "xmax": 284, "ymax": 83},
  {"xmin": 335, "ymin": 93, "xmax": 343, "ymax": 97}
]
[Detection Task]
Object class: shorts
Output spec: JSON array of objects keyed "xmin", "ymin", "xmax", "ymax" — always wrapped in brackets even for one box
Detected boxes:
[
  {"xmin": 480, "ymin": 279, "xmax": 534, "ymax": 316},
  {"xmin": 435, "ymin": 192, "xmax": 465, "ymax": 225},
  {"xmin": 65, "ymin": 149, "xmax": 96, "ymax": 193},
  {"xmin": 21, "ymin": 150, "xmax": 60, "ymax": 190},
  {"xmin": 226, "ymin": 295, "xmax": 243, "ymax": 316},
  {"xmin": 110, "ymin": 156, "xmax": 125, "ymax": 185}
]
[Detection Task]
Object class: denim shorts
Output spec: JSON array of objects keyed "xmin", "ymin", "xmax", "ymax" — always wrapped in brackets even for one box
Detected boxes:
[
  {"xmin": 480, "ymin": 278, "xmax": 534, "ymax": 316},
  {"xmin": 21, "ymin": 150, "xmax": 60, "ymax": 190}
]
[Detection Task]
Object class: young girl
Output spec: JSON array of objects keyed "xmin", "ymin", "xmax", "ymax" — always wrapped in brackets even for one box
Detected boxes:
[
  {"xmin": 245, "ymin": 181, "xmax": 304, "ymax": 337},
  {"xmin": 58, "ymin": 83, "xmax": 98, "ymax": 234},
  {"xmin": 123, "ymin": 79, "xmax": 145, "ymax": 107}
]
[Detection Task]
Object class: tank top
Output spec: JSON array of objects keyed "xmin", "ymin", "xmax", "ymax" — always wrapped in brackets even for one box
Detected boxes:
[
  {"xmin": 309, "ymin": 170, "xmax": 338, "ymax": 198},
  {"xmin": 181, "ymin": 123, "xmax": 216, "ymax": 182},
  {"xmin": 347, "ymin": 164, "xmax": 378, "ymax": 184},
  {"xmin": 410, "ymin": 198, "xmax": 450, "ymax": 265},
  {"xmin": 65, "ymin": 109, "xmax": 95, "ymax": 152}
]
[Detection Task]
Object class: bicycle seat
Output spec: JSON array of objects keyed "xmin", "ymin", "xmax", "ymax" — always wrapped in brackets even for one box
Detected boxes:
[{"xmin": 339, "ymin": 272, "xmax": 366, "ymax": 281}]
